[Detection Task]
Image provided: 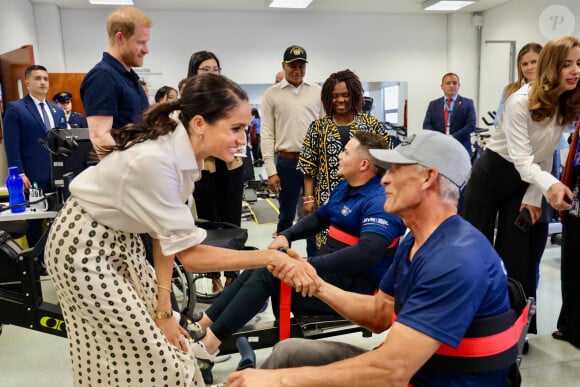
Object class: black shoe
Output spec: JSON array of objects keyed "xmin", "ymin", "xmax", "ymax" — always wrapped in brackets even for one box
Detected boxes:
[
  {"xmin": 522, "ymin": 339, "xmax": 530, "ymax": 355},
  {"xmin": 552, "ymin": 330, "xmax": 568, "ymax": 342},
  {"xmin": 38, "ymin": 267, "xmax": 48, "ymax": 277},
  {"xmin": 198, "ymin": 359, "xmax": 214, "ymax": 385}
]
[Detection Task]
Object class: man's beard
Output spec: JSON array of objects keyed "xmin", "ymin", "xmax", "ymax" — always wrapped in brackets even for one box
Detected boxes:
[{"xmin": 121, "ymin": 50, "xmax": 141, "ymax": 68}]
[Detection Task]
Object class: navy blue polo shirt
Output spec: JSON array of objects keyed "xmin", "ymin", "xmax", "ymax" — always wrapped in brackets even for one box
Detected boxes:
[{"xmin": 80, "ymin": 52, "xmax": 149, "ymax": 130}]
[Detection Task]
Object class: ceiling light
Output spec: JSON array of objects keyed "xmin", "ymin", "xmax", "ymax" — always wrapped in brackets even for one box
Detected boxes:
[
  {"xmin": 269, "ymin": 0, "xmax": 314, "ymax": 9},
  {"xmin": 422, "ymin": 0, "xmax": 476, "ymax": 11},
  {"xmin": 89, "ymin": 0, "xmax": 134, "ymax": 5}
]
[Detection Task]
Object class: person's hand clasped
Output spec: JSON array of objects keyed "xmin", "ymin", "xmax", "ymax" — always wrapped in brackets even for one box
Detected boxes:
[
  {"xmin": 268, "ymin": 248, "xmax": 320, "ymax": 297},
  {"xmin": 155, "ymin": 316, "xmax": 191, "ymax": 353}
]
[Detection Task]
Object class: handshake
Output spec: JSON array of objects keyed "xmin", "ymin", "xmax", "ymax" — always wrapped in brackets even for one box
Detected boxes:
[{"xmin": 265, "ymin": 234, "xmax": 322, "ymax": 297}]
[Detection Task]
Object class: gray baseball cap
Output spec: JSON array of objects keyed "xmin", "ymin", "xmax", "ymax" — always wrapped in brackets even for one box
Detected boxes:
[{"xmin": 369, "ymin": 131, "xmax": 471, "ymax": 188}]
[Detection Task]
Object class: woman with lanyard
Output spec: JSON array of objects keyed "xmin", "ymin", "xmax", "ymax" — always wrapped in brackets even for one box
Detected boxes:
[
  {"xmin": 44, "ymin": 74, "xmax": 317, "ymax": 387},
  {"xmin": 463, "ymin": 36, "xmax": 580, "ymax": 349}
]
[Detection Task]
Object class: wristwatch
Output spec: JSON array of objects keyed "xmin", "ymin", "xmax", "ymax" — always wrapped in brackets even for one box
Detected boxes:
[{"xmin": 154, "ymin": 310, "xmax": 173, "ymax": 320}]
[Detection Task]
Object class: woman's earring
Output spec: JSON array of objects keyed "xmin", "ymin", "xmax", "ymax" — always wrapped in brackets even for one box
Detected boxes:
[{"xmin": 199, "ymin": 132, "xmax": 204, "ymax": 139}]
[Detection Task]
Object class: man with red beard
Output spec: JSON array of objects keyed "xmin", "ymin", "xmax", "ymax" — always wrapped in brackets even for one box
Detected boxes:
[{"xmin": 80, "ymin": 6, "xmax": 152, "ymax": 157}]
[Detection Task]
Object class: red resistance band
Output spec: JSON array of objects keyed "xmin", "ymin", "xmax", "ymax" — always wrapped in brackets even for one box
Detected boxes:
[
  {"xmin": 279, "ymin": 226, "xmax": 399, "ymax": 341},
  {"xmin": 391, "ymin": 304, "xmax": 529, "ymax": 359}
]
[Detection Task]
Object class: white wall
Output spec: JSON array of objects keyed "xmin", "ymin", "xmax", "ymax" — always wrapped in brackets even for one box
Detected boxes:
[
  {"xmin": 0, "ymin": 0, "xmax": 37, "ymax": 55},
  {"xmin": 13, "ymin": 0, "xmax": 579, "ymax": 136},
  {"xmin": 38, "ymin": 8, "xmax": 463, "ymax": 134},
  {"xmin": 0, "ymin": 0, "xmax": 39, "ymax": 182}
]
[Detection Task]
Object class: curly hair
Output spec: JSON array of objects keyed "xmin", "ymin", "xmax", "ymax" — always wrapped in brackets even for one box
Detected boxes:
[
  {"xmin": 321, "ymin": 69, "xmax": 364, "ymax": 116},
  {"xmin": 504, "ymin": 43, "xmax": 543, "ymax": 100},
  {"xmin": 100, "ymin": 74, "xmax": 248, "ymax": 156},
  {"xmin": 529, "ymin": 36, "xmax": 580, "ymax": 125}
]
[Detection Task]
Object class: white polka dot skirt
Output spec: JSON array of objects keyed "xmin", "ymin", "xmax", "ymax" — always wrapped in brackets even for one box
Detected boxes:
[{"xmin": 45, "ymin": 199, "xmax": 204, "ymax": 386}]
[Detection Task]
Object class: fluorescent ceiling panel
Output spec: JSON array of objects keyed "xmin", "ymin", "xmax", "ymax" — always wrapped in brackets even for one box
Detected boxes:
[
  {"xmin": 422, "ymin": 1, "xmax": 476, "ymax": 11},
  {"xmin": 269, "ymin": 0, "xmax": 314, "ymax": 9},
  {"xmin": 89, "ymin": 0, "xmax": 134, "ymax": 5}
]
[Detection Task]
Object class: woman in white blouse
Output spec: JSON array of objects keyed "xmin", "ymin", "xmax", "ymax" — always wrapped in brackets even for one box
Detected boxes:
[
  {"xmin": 44, "ymin": 74, "xmax": 318, "ymax": 387},
  {"xmin": 463, "ymin": 36, "xmax": 580, "ymax": 339}
]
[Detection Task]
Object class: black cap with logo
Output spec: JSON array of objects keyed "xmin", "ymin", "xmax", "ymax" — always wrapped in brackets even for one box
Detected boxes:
[{"xmin": 283, "ymin": 45, "xmax": 308, "ymax": 63}]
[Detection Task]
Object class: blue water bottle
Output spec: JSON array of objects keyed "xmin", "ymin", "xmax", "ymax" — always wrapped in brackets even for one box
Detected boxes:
[{"xmin": 6, "ymin": 166, "xmax": 26, "ymax": 213}]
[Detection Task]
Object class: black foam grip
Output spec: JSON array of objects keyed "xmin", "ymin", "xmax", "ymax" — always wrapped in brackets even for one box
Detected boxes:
[{"xmin": 235, "ymin": 337, "xmax": 256, "ymax": 370}]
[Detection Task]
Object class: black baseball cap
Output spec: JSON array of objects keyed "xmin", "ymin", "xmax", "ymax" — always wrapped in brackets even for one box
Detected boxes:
[
  {"xmin": 53, "ymin": 91, "xmax": 72, "ymax": 103},
  {"xmin": 283, "ymin": 45, "xmax": 308, "ymax": 63}
]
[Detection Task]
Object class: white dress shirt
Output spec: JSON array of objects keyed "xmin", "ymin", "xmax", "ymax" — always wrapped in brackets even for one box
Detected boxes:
[
  {"xmin": 486, "ymin": 83, "xmax": 563, "ymax": 207},
  {"xmin": 30, "ymin": 95, "xmax": 55, "ymax": 129},
  {"xmin": 70, "ymin": 122, "xmax": 207, "ymax": 256}
]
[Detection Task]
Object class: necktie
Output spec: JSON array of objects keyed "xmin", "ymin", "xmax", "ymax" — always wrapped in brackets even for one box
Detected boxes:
[
  {"xmin": 443, "ymin": 98, "xmax": 452, "ymax": 134},
  {"xmin": 39, "ymin": 102, "xmax": 52, "ymax": 131}
]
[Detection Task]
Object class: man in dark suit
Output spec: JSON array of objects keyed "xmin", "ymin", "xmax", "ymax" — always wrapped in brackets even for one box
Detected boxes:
[
  {"xmin": 423, "ymin": 72, "xmax": 476, "ymax": 156},
  {"xmin": 53, "ymin": 91, "xmax": 88, "ymax": 128},
  {"xmin": 3, "ymin": 64, "xmax": 66, "ymax": 272}
]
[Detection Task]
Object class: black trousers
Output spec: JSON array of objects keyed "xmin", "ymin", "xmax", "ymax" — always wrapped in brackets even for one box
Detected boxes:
[
  {"xmin": 206, "ymin": 267, "xmax": 375, "ymax": 342},
  {"xmin": 194, "ymin": 160, "xmax": 245, "ymax": 280},
  {"xmin": 557, "ymin": 212, "xmax": 580, "ymax": 348},
  {"xmin": 194, "ymin": 160, "xmax": 244, "ymax": 227},
  {"xmin": 463, "ymin": 150, "xmax": 548, "ymax": 334}
]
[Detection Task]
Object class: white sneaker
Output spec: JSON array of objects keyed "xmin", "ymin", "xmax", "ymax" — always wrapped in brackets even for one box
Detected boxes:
[
  {"xmin": 214, "ymin": 354, "xmax": 232, "ymax": 363},
  {"xmin": 191, "ymin": 340, "xmax": 218, "ymax": 362}
]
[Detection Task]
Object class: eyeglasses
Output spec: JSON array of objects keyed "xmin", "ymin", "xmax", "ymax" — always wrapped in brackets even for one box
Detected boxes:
[{"xmin": 198, "ymin": 67, "xmax": 222, "ymax": 74}]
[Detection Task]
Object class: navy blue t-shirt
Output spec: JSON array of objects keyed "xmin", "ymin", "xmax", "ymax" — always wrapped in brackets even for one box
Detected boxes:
[
  {"xmin": 380, "ymin": 215, "xmax": 510, "ymax": 386},
  {"xmin": 80, "ymin": 52, "xmax": 149, "ymax": 130}
]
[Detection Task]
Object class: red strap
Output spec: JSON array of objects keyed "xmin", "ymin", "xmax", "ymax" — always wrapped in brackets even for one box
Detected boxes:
[
  {"xmin": 279, "ymin": 282, "xmax": 292, "ymax": 341},
  {"xmin": 328, "ymin": 225, "xmax": 359, "ymax": 245},
  {"xmin": 328, "ymin": 225, "xmax": 399, "ymax": 248},
  {"xmin": 436, "ymin": 305, "xmax": 529, "ymax": 357},
  {"xmin": 391, "ymin": 305, "xmax": 529, "ymax": 358}
]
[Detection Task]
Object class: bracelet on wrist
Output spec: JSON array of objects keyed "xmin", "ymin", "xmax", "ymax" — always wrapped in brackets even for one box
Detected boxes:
[
  {"xmin": 157, "ymin": 284, "xmax": 172, "ymax": 292},
  {"xmin": 154, "ymin": 310, "xmax": 173, "ymax": 320},
  {"xmin": 302, "ymin": 195, "xmax": 315, "ymax": 201},
  {"xmin": 303, "ymin": 200, "xmax": 315, "ymax": 204}
]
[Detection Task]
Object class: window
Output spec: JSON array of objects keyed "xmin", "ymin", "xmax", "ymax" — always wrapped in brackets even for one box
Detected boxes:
[{"xmin": 383, "ymin": 84, "xmax": 400, "ymax": 124}]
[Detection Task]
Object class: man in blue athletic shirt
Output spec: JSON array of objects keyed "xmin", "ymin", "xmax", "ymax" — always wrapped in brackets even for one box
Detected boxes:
[{"xmin": 228, "ymin": 131, "xmax": 513, "ymax": 387}]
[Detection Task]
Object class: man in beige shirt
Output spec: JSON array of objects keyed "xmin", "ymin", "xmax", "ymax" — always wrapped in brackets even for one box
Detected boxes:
[{"xmin": 260, "ymin": 45, "xmax": 323, "ymax": 254}]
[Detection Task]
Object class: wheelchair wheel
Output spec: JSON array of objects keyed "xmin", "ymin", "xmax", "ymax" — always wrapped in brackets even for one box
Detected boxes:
[
  {"xmin": 192, "ymin": 273, "xmax": 223, "ymax": 303},
  {"xmin": 171, "ymin": 262, "xmax": 196, "ymax": 313}
]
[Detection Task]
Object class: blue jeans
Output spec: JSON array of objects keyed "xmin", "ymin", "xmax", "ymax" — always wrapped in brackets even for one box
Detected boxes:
[{"xmin": 276, "ymin": 156, "xmax": 303, "ymax": 234}]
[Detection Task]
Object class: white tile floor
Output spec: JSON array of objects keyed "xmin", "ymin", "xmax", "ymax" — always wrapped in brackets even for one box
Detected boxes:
[{"xmin": 1, "ymin": 219, "xmax": 580, "ymax": 386}]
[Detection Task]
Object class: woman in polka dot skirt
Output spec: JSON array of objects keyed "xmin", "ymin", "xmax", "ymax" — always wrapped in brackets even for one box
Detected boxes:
[{"xmin": 45, "ymin": 74, "xmax": 319, "ymax": 387}]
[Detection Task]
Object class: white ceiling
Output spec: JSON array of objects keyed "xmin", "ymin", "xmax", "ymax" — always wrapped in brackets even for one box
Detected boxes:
[{"xmin": 29, "ymin": 0, "xmax": 512, "ymax": 14}]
